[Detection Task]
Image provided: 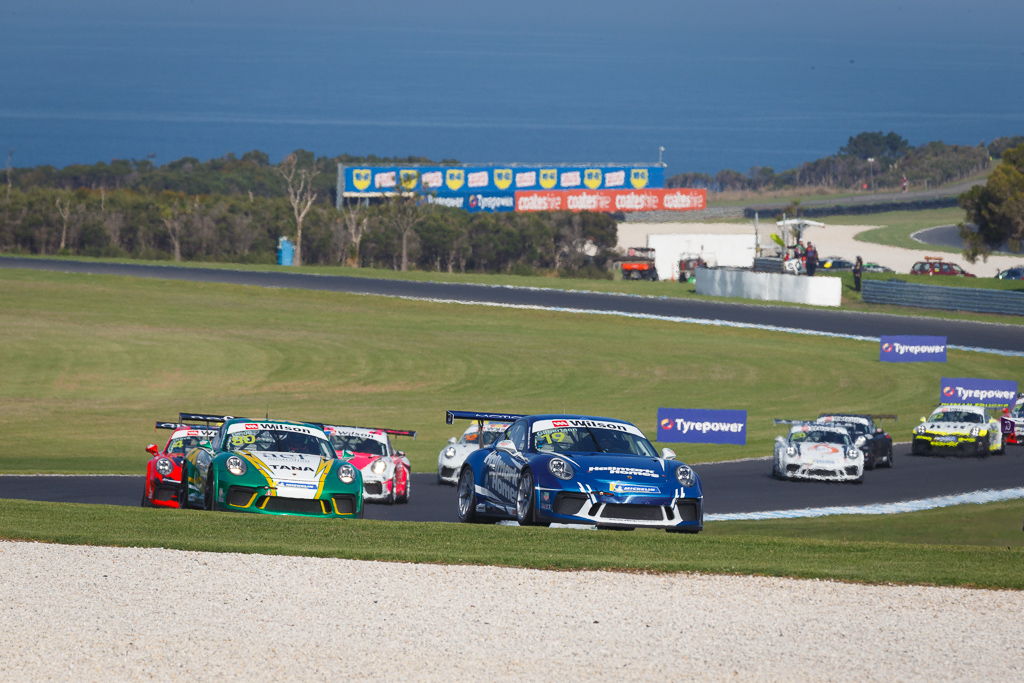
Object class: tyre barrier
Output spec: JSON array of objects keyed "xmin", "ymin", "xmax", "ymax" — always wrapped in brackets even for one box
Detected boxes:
[{"xmin": 862, "ymin": 279, "xmax": 1024, "ymax": 316}]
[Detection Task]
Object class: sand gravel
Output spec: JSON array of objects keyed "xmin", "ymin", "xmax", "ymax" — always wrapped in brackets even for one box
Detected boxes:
[{"xmin": 1, "ymin": 541, "xmax": 1020, "ymax": 681}]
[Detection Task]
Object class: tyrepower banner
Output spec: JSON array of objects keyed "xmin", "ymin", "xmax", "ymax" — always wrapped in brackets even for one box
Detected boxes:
[
  {"xmin": 939, "ymin": 377, "xmax": 1018, "ymax": 407},
  {"xmin": 424, "ymin": 193, "xmax": 515, "ymax": 213},
  {"xmin": 657, "ymin": 408, "xmax": 747, "ymax": 445},
  {"xmin": 515, "ymin": 188, "xmax": 707, "ymax": 213},
  {"xmin": 879, "ymin": 335, "xmax": 947, "ymax": 362},
  {"xmin": 342, "ymin": 165, "xmax": 665, "ymax": 197}
]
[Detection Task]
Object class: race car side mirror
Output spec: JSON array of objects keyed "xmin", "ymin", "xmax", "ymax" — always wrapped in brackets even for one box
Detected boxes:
[
  {"xmin": 448, "ymin": 437, "xmax": 457, "ymax": 444},
  {"xmin": 919, "ymin": 417, "xmax": 926, "ymax": 423},
  {"xmin": 396, "ymin": 450, "xmax": 406, "ymax": 457},
  {"xmin": 661, "ymin": 447, "xmax": 677, "ymax": 460},
  {"xmin": 495, "ymin": 439, "xmax": 518, "ymax": 455},
  {"xmin": 145, "ymin": 444, "xmax": 159, "ymax": 456}
]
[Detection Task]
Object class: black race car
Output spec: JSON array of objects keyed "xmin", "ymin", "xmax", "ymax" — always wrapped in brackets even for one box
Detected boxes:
[{"xmin": 817, "ymin": 413, "xmax": 895, "ymax": 469}]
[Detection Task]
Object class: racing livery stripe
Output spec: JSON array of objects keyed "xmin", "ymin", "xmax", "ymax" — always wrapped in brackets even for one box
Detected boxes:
[
  {"xmin": 242, "ymin": 454, "xmax": 276, "ymax": 492},
  {"xmin": 314, "ymin": 459, "xmax": 332, "ymax": 498}
]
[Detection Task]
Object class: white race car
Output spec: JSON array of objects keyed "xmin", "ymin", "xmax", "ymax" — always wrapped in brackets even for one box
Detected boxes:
[
  {"xmin": 325, "ymin": 424, "xmax": 415, "ymax": 504},
  {"xmin": 772, "ymin": 422, "xmax": 864, "ymax": 483},
  {"xmin": 436, "ymin": 418, "xmax": 513, "ymax": 485},
  {"xmin": 912, "ymin": 404, "xmax": 1004, "ymax": 456}
]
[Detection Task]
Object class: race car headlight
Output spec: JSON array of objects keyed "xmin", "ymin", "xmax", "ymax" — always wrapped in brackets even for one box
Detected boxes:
[
  {"xmin": 155, "ymin": 457, "xmax": 174, "ymax": 476},
  {"xmin": 914, "ymin": 425, "xmax": 926, "ymax": 435},
  {"xmin": 442, "ymin": 446, "xmax": 457, "ymax": 459},
  {"xmin": 970, "ymin": 427, "xmax": 983, "ymax": 437},
  {"xmin": 846, "ymin": 448, "xmax": 860, "ymax": 459},
  {"xmin": 786, "ymin": 446, "xmax": 797, "ymax": 457},
  {"xmin": 855, "ymin": 436, "xmax": 867, "ymax": 447},
  {"xmin": 548, "ymin": 458, "xmax": 573, "ymax": 480},
  {"xmin": 370, "ymin": 459, "xmax": 387, "ymax": 475},
  {"xmin": 337, "ymin": 464, "xmax": 356, "ymax": 484},
  {"xmin": 675, "ymin": 464, "xmax": 696, "ymax": 487},
  {"xmin": 225, "ymin": 456, "xmax": 247, "ymax": 476}
]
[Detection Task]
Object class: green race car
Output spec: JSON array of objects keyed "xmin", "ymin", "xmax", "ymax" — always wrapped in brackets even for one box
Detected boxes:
[{"xmin": 180, "ymin": 413, "xmax": 363, "ymax": 517}]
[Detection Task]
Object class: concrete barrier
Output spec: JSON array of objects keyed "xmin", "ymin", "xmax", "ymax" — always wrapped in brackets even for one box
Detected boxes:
[{"xmin": 695, "ymin": 268, "xmax": 843, "ymax": 307}]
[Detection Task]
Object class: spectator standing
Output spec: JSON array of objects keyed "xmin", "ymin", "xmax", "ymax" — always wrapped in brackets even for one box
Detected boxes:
[
  {"xmin": 804, "ymin": 242, "xmax": 818, "ymax": 276},
  {"xmin": 853, "ymin": 256, "xmax": 863, "ymax": 291}
]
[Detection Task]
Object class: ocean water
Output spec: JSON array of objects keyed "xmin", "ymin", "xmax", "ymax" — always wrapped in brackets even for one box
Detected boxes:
[{"xmin": 2, "ymin": 1, "xmax": 1022, "ymax": 175}]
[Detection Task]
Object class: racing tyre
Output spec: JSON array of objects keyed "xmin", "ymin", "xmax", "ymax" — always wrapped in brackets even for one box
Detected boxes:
[
  {"xmin": 204, "ymin": 471, "xmax": 217, "ymax": 511},
  {"xmin": 515, "ymin": 469, "xmax": 541, "ymax": 526},
  {"xmin": 140, "ymin": 492, "xmax": 152, "ymax": 507},
  {"xmin": 456, "ymin": 468, "xmax": 484, "ymax": 523},
  {"xmin": 884, "ymin": 448, "xmax": 894, "ymax": 468},
  {"xmin": 911, "ymin": 439, "xmax": 926, "ymax": 456},
  {"xmin": 397, "ymin": 472, "xmax": 410, "ymax": 504},
  {"xmin": 771, "ymin": 457, "xmax": 783, "ymax": 479},
  {"xmin": 384, "ymin": 480, "xmax": 395, "ymax": 505},
  {"xmin": 976, "ymin": 437, "xmax": 990, "ymax": 458}
]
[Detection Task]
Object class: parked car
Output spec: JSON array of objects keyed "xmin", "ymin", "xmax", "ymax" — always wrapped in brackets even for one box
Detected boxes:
[
  {"xmin": 818, "ymin": 256, "xmax": 855, "ymax": 271},
  {"xmin": 863, "ymin": 262, "xmax": 894, "ymax": 273},
  {"xmin": 909, "ymin": 260, "xmax": 975, "ymax": 277},
  {"xmin": 995, "ymin": 265, "xmax": 1024, "ymax": 280}
]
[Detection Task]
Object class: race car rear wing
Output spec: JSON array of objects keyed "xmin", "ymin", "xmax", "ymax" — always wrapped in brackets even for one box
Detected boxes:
[
  {"xmin": 775, "ymin": 414, "xmax": 898, "ymax": 425},
  {"xmin": 178, "ymin": 412, "xmax": 242, "ymax": 425},
  {"xmin": 321, "ymin": 424, "xmax": 417, "ymax": 439},
  {"xmin": 446, "ymin": 410, "xmax": 526, "ymax": 425},
  {"xmin": 155, "ymin": 421, "xmax": 219, "ymax": 432}
]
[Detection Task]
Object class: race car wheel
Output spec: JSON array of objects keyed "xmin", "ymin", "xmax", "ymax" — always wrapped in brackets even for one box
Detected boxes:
[
  {"xmin": 515, "ymin": 469, "xmax": 542, "ymax": 526},
  {"xmin": 384, "ymin": 480, "xmax": 395, "ymax": 505},
  {"xmin": 864, "ymin": 454, "xmax": 876, "ymax": 471},
  {"xmin": 397, "ymin": 472, "xmax": 410, "ymax": 504},
  {"xmin": 771, "ymin": 457, "xmax": 783, "ymax": 480},
  {"xmin": 884, "ymin": 448, "xmax": 894, "ymax": 468},
  {"xmin": 204, "ymin": 471, "xmax": 216, "ymax": 511},
  {"xmin": 140, "ymin": 492, "xmax": 151, "ymax": 507},
  {"xmin": 976, "ymin": 437, "xmax": 990, "ymax": 458},
  {"xmin": 911, "ymin": 439, "xmax": 926, "ymax": 455},
  {"xmin": 456, "ymin": 468, "xmax": 482, "ymax": 523}
]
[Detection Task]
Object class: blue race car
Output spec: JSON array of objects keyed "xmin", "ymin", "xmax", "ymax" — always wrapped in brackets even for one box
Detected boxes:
[{"xmin": 448, "ymin": 410, "xmax": 703, "ymax": 533}]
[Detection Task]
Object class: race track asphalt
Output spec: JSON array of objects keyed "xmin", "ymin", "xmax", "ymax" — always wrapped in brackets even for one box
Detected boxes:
[
  {"xmin": 2, "ymin": 256, "xmax": 1022, "ymax": 353},
  {"xmin": 3, "ymin": 444, "xmax": 1021, "ymax": 521}
]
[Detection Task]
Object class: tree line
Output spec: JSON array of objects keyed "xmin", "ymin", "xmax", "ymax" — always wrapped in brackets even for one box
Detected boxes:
[{"xmin": 666, "ymin": 133, "xmax": 1021, "ymax": 193}]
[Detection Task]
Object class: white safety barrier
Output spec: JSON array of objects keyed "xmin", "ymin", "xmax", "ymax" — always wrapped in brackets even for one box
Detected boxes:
[{"xmin": 696, "ymin": 268, "xmax": 842, "ymax": 307}]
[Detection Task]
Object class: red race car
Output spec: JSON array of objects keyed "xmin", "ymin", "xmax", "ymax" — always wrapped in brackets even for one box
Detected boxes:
[
  {"xmin": 324, "ymin": 424, "xmax": 416, "ymax": 504},
  {"xmin": 142, "ymin": 421, "xmax": 219, "ymax": 508}
]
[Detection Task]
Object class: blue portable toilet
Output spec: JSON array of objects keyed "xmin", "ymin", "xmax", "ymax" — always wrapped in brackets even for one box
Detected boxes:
[{"xmin": 276, "ymin": 237, "xmax": 294, "ymax": 266}]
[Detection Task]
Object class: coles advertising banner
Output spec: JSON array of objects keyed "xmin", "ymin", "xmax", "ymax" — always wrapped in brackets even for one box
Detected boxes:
[
  {"xmin": 879, "ymin": 335, "xmax": 947, "ymax": 362},
  {"xmin": 342, "ymin": 165, "xmax": 666, "ymax": 197},
  {"xmin": 939, "ymin": 377, "xmax": 1018, "ymax": 407},
  {"xmin": 657, "ymin": 408, "xmax": 747, "ymax": 445},
  {"xmin": 515, "ymin": 188, "xmax": 707, "ymax": 213}
]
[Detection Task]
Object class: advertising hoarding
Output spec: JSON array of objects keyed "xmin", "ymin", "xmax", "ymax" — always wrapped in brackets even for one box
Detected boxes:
[
  {"xmin": 879, "ymin": 335, "xmax": 947, "ymax": 362},
  {"xmin": 342, "ymin": 164, "xmax": 666, "ymax": 197},
  {"xmin": 515, "ymin": 188, "xmax": 706, "ymax": 213},
  {"xmin": 657, "ymin": 408, "xmax": 747, "ymax": 445},
  {"xmin": 939, "ymin": 377, "xmax": 1018, "ymax": 407}
]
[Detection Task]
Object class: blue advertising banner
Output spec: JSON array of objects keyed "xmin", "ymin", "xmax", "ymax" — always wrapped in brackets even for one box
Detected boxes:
[
  {"xmin": 342, "ymin": 164, "xmax": 666, "ymax": 196},
  {"xmin": 879, "ymin": 335, "xmax": 947, "ymax": 362},
  {"xmin": 424, "ymin": 193, "xmax": 515, "ymax": 213},
  {"xmin": 940, "ymin": 377, "xmax": 1018, "ymax": 407},
  {"xmin": 657, "ymin": 408, "xmax": 747, "ymax": 445}
]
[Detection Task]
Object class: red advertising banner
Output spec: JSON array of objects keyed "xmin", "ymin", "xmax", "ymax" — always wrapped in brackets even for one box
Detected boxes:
[{"xmin": 514, "ymin": 188, "xmax": 706, "ymax": 213}]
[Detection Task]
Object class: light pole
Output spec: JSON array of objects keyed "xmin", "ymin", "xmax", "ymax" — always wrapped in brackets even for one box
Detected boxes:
[{"xmin": 658, "ymin": 146, "xmax": 666, "ymax": 168}]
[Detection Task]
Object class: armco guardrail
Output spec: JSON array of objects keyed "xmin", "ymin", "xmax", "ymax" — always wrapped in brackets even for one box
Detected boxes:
[{"xmin": 862, "ymin": 279, "xmax": 1024, "ymax": 316}]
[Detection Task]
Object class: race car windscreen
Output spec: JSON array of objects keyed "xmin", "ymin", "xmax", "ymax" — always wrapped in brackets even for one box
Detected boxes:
[
  {"xmin": 792, "ymin": 429, "xmax": 849, "ymax": 445},
  {"xmin": 330, "ymin": 434, "xmax": 386, "ymax": 455},
  {"xmin": 532, "ymin": 426, "xmax": 658, "ymax": 457},
  {"xmin": 164, "ymin": 435, "xmax": 206, "ymax": 454},
  {"xmin": 227, "ymin": 428, "xmax": 334, "ymax": 458},
  {"xmin": 929, "ymin": 410, "xmax": 984, "ymax": 423}
]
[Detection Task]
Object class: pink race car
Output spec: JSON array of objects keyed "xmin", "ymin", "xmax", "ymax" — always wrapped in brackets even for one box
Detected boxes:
[
  {"xmin": 142, "ymin": 421, "xmax": 218, "ymax": 508},
  {"xmin": 324, "ymin": 424, "xmax": 416, "ymax": 504}
]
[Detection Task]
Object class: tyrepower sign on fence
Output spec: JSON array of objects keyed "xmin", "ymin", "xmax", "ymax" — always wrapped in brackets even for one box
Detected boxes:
[
  {"xmin": 879, "ymin": 335, "xmax": 947, "ymax": 362},
  {"xmin": 515, "ymin": 188, "xmax": 707, "ymax": 213},
  {"xmin": 341, "ymin": 165, "xmax": 665, "ymax": 197},
  {"xmin": 939, "ymin": 377, "xmax": 1018, "ymax": 407},
  {"xmin": 657, "ymin": 408, "xmax": 747, "ymax": 445}
]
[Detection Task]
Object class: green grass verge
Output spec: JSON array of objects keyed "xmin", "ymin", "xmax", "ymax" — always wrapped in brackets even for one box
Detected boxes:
[
  {"xmin": 0, "ymin": 498, "xmax": 1020, "ymax": 588},
  {"xmin": 2, "ymin": 269, "xmax": 1020, "ymax": 473},
  {"xmin": 5, "ymin": 248, "xmax": 1024, "ymax": 326}
]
